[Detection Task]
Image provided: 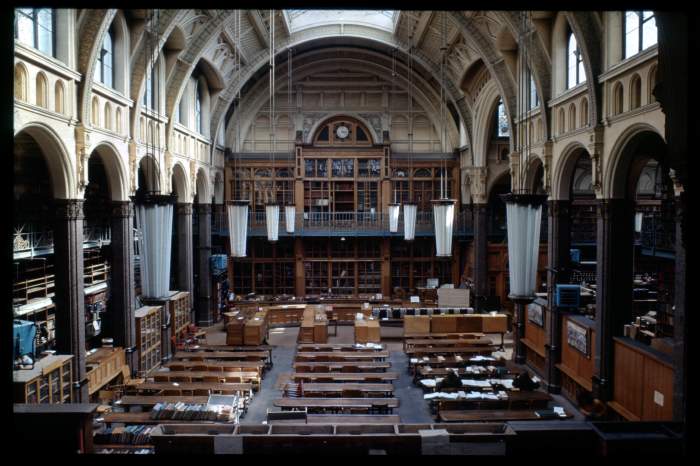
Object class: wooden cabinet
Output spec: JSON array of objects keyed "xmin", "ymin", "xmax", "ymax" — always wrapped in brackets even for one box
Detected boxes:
[
  {"xmin": 299, "ymin": 307, "xmax": 327, "ymax": 343},
  {"xmin": 13, "ymin": 354, "xmax": 73, "ymax": 404},
  {"xmin": 135, "ymin": 306, "xmax": 162, "ymax": 377},
  {"xmin": 169, "ymin": 291, "xmax": 191, "ymax": 341},
  {"xmin": 354, "ymin": 319, "xmax": 380, "ymax": 344},
  {"xmin": 557, "ymin": 314, "xmax": 595, "ymax": 397},
  {"xmin": 85, "ymin": 347, "xmax": 127, "ymax": 396},
  {"xmin": 244, "ymin": 309, "xmax": 268, "ymax": 346},
  {"xmin": 404, "ymin": 315, "xmax": 430, "ymax": 335}
]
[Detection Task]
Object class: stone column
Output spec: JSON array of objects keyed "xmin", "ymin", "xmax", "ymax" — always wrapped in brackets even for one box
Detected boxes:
[
  {"xmin": 110, "ymin": 201, "xmax": 137, "ymax": 374},
  {"xmin": 672, "ymin": 192, "xmax": 687, "ymax": 421},
  {"xmin": 176, "ymin": 203, "xmax": 194, "ymax": 298},
  {"xmin": 195, "ymin": 203, "xmax": 213, "ymax": 326},
  {"xmin": 544, "ymin": 199, "xmax": 571, "ymax": 394},
  {"xmin": 381, "ymin": 238, "xmax": 391, "ymax": 297},
  {"xmin": 513, "ymin": 300, "xmax": 528, "ymax": 365},
  {"xmin": 593, "ymin": 198, "xmax": 635, "ymax": 401},
  {"xmin": 53, "ymin": 199, "xmax": 88, "ymax": 402},
  {"xmin": 472, "ymin": 203, "xmax": 489, "ymax": 308},
  {"xmin": 294, "ymin": 237, "xmax": 305, "ymax": 297}
]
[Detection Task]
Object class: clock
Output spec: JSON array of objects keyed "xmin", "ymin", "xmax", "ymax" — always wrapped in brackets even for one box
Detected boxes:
[{"xmin": 335, "ymin": 125, "xmax": 350, "ymax": 140}]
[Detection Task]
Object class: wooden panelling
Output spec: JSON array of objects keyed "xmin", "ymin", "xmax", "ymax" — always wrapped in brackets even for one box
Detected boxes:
[
  {"xmin": 612, "ymin": 338, "xmax": 674, "ymax": 421},
  {"xmin": 558, "ymin": 315, "xmax": 595, "ymax": 392}
]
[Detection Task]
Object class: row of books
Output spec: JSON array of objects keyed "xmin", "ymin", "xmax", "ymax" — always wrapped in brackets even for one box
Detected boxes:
[
  {"xmin": 149, "ymin": 402, "xmax": 237, "ymax": 421},
  {"xmin": 95, "ymin": 447, "xmax": 154, "ymax": 454},
  {"xmin": 94, "ymin": 425, "xmax": 155, "ymax": 445}
]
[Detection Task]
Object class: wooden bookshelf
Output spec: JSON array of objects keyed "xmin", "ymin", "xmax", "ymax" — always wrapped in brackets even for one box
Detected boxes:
[
  {"xmin": 85, "ymin": 347, "xmax": 127, "ymax": 396},
  {"xmin": 13, "ymin": 354, "xmax": 73, "ymax": 404},
  {"xmin": 135, "ymin": 306, "xmax": 162, "ymax": 377},
  {"xmin": 169, "ymin": 291, "xmax": 191, "ymax": 342}
]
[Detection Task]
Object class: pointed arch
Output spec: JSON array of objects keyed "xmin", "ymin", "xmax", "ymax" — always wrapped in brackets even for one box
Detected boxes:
[
  {"xmin": 35, "ymin": 72, "xmax": 48, "ymax": 108},
  {"xmin": 89, "ymin": 141, "xmax": 129, "ymax": 201},
  {"xmin": 14, "ymin": 62, "xmax": 28, "ymax": 102},
  {"xmin": 195, "ymin": 167, "xmax": 211, "ymax": 204},
  {"xmin": 171, "ymin": 161, "xmax": 190, "ymax": 203}
]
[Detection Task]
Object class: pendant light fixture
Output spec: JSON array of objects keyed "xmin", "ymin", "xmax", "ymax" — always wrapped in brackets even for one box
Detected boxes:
[
  {"xmin": 502, "ymin": 11, "xmax": 547, "ymax": 364},
  {"xmin": 403, "ymin": 31, "xmax": 417, "ymax": 241},
  {"xmin": 265, "ymin": 9, "xmax": 280, "ymax": 242},
  {"xmin": 228, "ymin": 9, "xmax": 249, "ymax": 257},
  {"xmin": 388, "ymin": 47, "xmax": 400, "ymax": 233},
  {"xmin": 134, "ymin": 9, "xmax": 176, "ymax": 300},
  {"xmin": 432, "ymin": 11, "xmax": 456, "ymax": 257},
  {"xmin": 284, "ymin": 46, "xmax": 296, "ymax": 234}
]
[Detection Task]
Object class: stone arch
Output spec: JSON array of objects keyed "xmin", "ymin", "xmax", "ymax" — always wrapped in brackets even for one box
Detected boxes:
[
  {"xmin": 213, "ymin": 171, "xmax": 224, "ymax": 204},
  {"xmin": 171, "ymin": 161, "xmax": 190, "ymax": 203},
  {"xmin": 305, "ymin": 113, "xmax": 379, "ymax": 146},
  {"xmin": 629, "ymin": 73, "xmax": 642, "ymax": 110},
  {"xmin": 88, "ymin": 141, "xmax": 129, "ymax": 201},
  {"xmin": 524, "ymin": 154, "xmax": 546, "ymax": 194},
  {"xmin": 195, "ymin": 167, "xmax": 211, "ymax": 204},
  {"xmin": 472, "ymin": 79, "xmax": 504, "ymax": 167},
  {"xmin": 137, "ymin": 153, "xmax": 161, "ymax": 193},
  {"xmin": 35, "ymin": 72, "xmax": 48, "ymax": 108},
  {"xmin": 14, "ymin": 122, "xmax": 75, "ymax": 199},
  {"xmin": 604, "ymin": 123, "xmax": 666, "ymax": 199},
  {"xmin": 551, "ymin": 141, "xmax": 590, "ymax": 200},
  {"xmin": 15, "ymin": 62, "xmax": 28, "ymax": 102}
]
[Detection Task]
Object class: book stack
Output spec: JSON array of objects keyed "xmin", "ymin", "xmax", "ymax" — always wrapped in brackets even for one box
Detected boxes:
[
  {"xmin": 149, "ymin": 401, "xmax": 239, "ymax": 422},
  {"xmin": 94, "ymin": 425, "xmax": 155, "ymax": 445}
]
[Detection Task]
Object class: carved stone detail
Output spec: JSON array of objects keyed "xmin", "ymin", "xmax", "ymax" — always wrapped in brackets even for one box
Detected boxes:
[
  {"xmin": 177, "ymin": 203, "xmax": 193, "ymax": 215},
  {"xmin": 54, "ymin": 199, "xmax": 84, "ymax": 220},
  {"xmin": 465, "ymin": 166, "xmax": 488, "ymax": 204},
  {"xmin": 111, "ymin": 201, "xmax": 134, "ymax": 218}
]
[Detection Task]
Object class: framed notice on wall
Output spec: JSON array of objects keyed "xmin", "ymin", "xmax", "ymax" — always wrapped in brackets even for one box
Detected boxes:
[
  {"xmin": 566, "ymin": 320, "xmax": 589, "ymax": 356},
  {"xmin": 527, "ymin": 303, "xmax": 544, "ymax": 327}
]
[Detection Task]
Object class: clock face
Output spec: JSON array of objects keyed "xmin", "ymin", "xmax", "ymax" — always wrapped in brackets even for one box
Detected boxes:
[{"xmin": 335, "ymin": 125, "xmax": 350, "ymax": 140}]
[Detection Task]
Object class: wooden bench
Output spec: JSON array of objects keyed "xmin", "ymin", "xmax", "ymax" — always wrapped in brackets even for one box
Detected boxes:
[
  {"xmin": 116, "ymin": 395, "xmax": 210, "ymax": 409},
  {"xmin": 291, "ymin": 372, "xmax": 398, "ymax": 383},
  {"xmin": 438, "ymin": 409, "xmax": 571, "ymax": 422},
  {"xmin": 297, "ymin": 343, "xmax": 386, "ymax": 352},
  {"xmin": 273, "ymin": 397, "xmax": 399, "ymax": 414},
  {"xmin": 286, "ymin": 382, "xmax": 394, "ymax": 397},
  {"xmin": 164, "ymin": 360, "xmax": 264, "ymax": 375},
  {"xmin": 292, "ymin": 362, "xmax": 391, "ymax": 372},
  {"xmin": 125, "ymin": 381, "xmax": 253, "ymax": 396},
  {"xmin": 172, "ymin": 351, "xmax": 269, "ymax": 363},
  {"xmin": 269, "ymin": 414, "xmax": 401, "ymax": 425},
  {"xmin": 405, "ymin": 347, "xmax": 497, "ymax": 356},
  {"xmin": 431, "ymin": 391, "xmax": 552, "ymax": 414},
  {"xmin": 102, "ymin": 411, "xmax": 232, "ymax": 425},
  {"xmin": 152, "ymin": 370, "xmax": 261, "ymax": 386},
  {"xmin": 404, "ymin": 332, "xmax": 485, "ymax": 339},
  {"xmin": 403, "ymin": 338, "xmax": 494, "ymax": 351},
  {"xmin": 294, "ymin": 351, "xmax": 389, "ymax": 361}
]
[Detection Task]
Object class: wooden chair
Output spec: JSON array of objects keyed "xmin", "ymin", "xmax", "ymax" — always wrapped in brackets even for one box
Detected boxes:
[
  {"xmin": 170, "ymin": 376, "xmax": 191, "ymax": 383},
  {"xmin": 224, "ymin": 376, "xmax": 242, "ymax": 383},
  {"xmin": 192, "ymin": 365, "xmax": 210, "ymax": 372},
  {"xmin": 193, "ymin": 389, "xmax": 211, "ymax": 396},
  {"xmin": 341, "ymin": 389, "xmax": 363, "ymax": 398},
  {"xmin": 169, "ymin": 364, "xmax": 185, "ymax": 372}
]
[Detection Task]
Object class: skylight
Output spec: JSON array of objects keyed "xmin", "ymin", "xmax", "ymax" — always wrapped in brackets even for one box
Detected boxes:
[{"xmin": 284, "ymin": 10, "xmax": 398, "ymax": 34}]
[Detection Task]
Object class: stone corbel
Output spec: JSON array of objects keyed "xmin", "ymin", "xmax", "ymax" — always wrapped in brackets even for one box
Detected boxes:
[
  {"xmin": 74, "ymin": 125, "xmax": 90, "ymax": 197},
  {"xmin": 466, "ymin": 166, "xmax": 488, "ymax": 204}
]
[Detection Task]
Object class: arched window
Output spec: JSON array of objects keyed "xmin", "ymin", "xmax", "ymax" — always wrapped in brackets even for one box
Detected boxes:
[
  {"xmin": 649, "ymin": 66, "xmax": 657, "ymax": 103},
  {"xmin": 528, "ymin": 69, "xmax": 539, "ymax": 109},
  {"xmin": 613, "ymin": 82, "xmax": 624, "ymax": 115},
  {"xmin": 15, "ymin": 8, "xmax": 54, "ymax": 57},
  {"xmin": 630, "ymin": 74, "xmax": 642, "ymax": 110},
  {"xmin": 35, "ymin": 72, "xmax": 48, "ymax": 108},
  {"xmin": 568, "ymin": 104, "xmax": 577, "ymax": 132},
  {"xmin": 580, "ymin": 98, "xmax": 589, "ymax": 127},
  {"xmin": 94, "ymin": 27, "xmax": 114, "ymax": 88},
  {"xmin": 139, "ymin": 116, "xmax": 146, "ymax": 141},
  {"xmin": 54, "ymin": 80, "xmax": 64, "ymax": 114},
  {"xmin": 567, "ymin": 30, "xmax": 586, "ymax": 89},
  {"xmin": 116, "ymin": 107, "xmax": 122, "ymax": 134},
  {"xmin": 104, "ymin": 102, "xmax": 112, "ymax": 131},
  {"xmin": 495, "ymin": 98, "xmax": 509, "ymax": 138},
  {"xmin": 143, "ymin": 64, "xmax": 154, "ymax": 110},
  {"xmin": 558, "ymin": 108, "xmax": 566, "ymax": 135},
  {"xmin": 194, "ymin": 82, "xmax": 202, "ymax": 134},
  {"xmin": 14, "ymin": 63, "xmax": 27, "ymax": 101},
  {"xmin": 624, "ymin": 11, "xmax": 657, "ymax": 59},
  {"xmin": 91, "ymin": 97, "xmax": 100, "ymax": 126}
]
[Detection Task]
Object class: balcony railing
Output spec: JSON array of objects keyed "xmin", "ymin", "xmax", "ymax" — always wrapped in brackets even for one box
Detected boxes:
[
  {"xmin": 212, "ymin": 209, "xmax": 473, "ymax": 237},
  {"xmin": 13, "ymin": 224, "xmax": 111, "ymax": 259}
]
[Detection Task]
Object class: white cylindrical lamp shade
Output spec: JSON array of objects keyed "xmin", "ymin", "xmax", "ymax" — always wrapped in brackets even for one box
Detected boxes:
[
  {"xmin": 388, "ymin": 203, "xmax": 400, "ymax": 233},
  {"xmin": 285, "ymin": 204, "xmax": 296, "ymax": 234},
  {"xmin": 403, "ymin": 203, "xmax": 418, "ymax": 241},
  {"xmin": 227, "ymin": 200, "xmax": 249, "ymax": 257},
  {"xmin": 634, "ymin": 211, "xmax": 643, "ymax": 233},
  {"xmin": 266, "ymin": 203, "xmax": 280, "ymax": 242},
  {"xmin": 135, "ymin": 202, "xmax": 173, "ymax": 299},
  {"xmin": 432, "ymin": 199, "xmax": 455, "ymax": 257},
  {"xmin": 504, "ymin": 196, "xmax": 543, "ymax": 299}
]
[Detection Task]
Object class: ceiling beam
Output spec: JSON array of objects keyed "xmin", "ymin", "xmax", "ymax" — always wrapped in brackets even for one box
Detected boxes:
[
  {"xmin": 248, "ymin": 10, "xmax": 269, "ymax": 48},
  {"xmin": 414, "ymin": 11, "xmax": 434, "ymax": 48},
  {"xmin": 221, "ymin": 27, "xmax": 248, "ymax": 66}
]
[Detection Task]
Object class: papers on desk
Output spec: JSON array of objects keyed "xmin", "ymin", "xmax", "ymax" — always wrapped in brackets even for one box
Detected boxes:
[
  {"xmin": 552, "ymin": 406, "xmax": 567, "ymax": 417},
  {"xmin": 454, "ymin": 355, "xmax": 463, "ymax": 362},
  {"xmin": 424, "ymin": 392, "xmax": 460, "ymax": 400},
  {"xmin": 461, "ymin": 379, "xmax": 491, "ymax": 388},
  {"xmin": 470, "ymin": 356, "xmax": 495, "ymax": 362},
  {"xmin": 424, "ymin": 390, "xmax": 508, "ymax": 401},
  {"xmin": 437, "ymin": 356, "xmax": 445, "ymax": 362},
  {"xmin": 410, "ymin": 358, "xmax": 419, "ymax": 364},
  {"xmin": 424, "ymin": 366, "xmax": 433, "ymax": 372},
  {"xmin": 422, "ymin": 357, "xmax": 429, "ymax": 361},
  {"xmin": 488, "ymin": 379, "xmax": 514, "ymax": 390}
]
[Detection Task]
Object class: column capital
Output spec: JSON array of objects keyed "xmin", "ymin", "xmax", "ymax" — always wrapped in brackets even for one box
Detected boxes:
[
  {"xmin": 195, "ymin": 203, "xmax": 212, "ymax": 215},
  {"xmin": 54, "ymin": 199, "xmax": 84, "ymax": 221},
  {"xmin": 465, "ymin": 166, "xmax": 488, "ymax": 204},
  {"xmin": 176, "ymin": 202, "xmax": 193, "ymax": 215},
  {"xmin": 111, "ymin": 200, "xmax": 134, "ymax": 218}
]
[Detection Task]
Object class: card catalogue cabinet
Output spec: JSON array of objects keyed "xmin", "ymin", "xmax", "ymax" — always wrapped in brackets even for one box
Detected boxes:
[
  {"xmin": 135, "ymin": 306, "xmax": 162, "ymax": 377},
  {"xmin": 13, "ymin": 354, "xmax": 73, "ymax": 404}
]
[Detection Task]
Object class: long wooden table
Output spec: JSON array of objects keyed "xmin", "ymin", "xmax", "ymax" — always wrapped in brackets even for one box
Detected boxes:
[
  {"xmin": 184, "ymin": 345, "xmax": 273, "ymax": 361},
  {"xmin": 404, "ymin": 338, "xmax": 493, "ymax": 350},
  {"xmin": 416, "ymin": 366, "xmax": 504, "ymax": 379},
  {"xmin": 297, "ymin": 343, "xmax": 386, "ymax": 352},
  {"xmin": 292, "ymin": 362, "xmax": 391, "ymax": 372},
  {"xmin": 409, "ymin": 356, "xmax": 507, "ymax": 371},
  {"xmin": 438, "ymin": 409, "xmax": 571, "ymax": 422},
  {"xmin": 270, "ymin": 414, "xmax": 401, "ymax": 425},
  {"xmin": 431, "ymin": 391, "xmax": 552, "ymax": 414},
  {"xmin": 405, "ymin": 347, "xmax": 497, "ymax": 356},
  {"xmin": 291, "ymin": 372, "xmax": 398, "ymax": 382},
  {"xmin": 126, "ymin": 381, "xmax": 253, "ymax": 395},
  {"xmin": 116, "ymin": 395, "xmax": 210, "ymax": 409},
  {"xmin": 273, "ymin": 397, "xmax": 400, "ymax": 414},
  {"xmin": 287, "ymin": 383, "xmax": 394, "ymax": 397},
  {"xmin": 405, "ymin": 332, "xmax": 485, "ymax": 339},
  {"xmin": 172, "ymin": 351, "xmax": 269, "ymax": 362},
  {"xmin": 102, "ymin": 411, "xmax": 233, "ymax": 425},
  {"xmin": 153, "ymin": 371, "xmax": 261, "ymax": 385},
  {"xmin": 295, "ymin": 351, "xmax": 389, "ymax": 361},
  {"xmin": 165, "ymin": 360, "xmax": 264, "ymax": 375}
]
